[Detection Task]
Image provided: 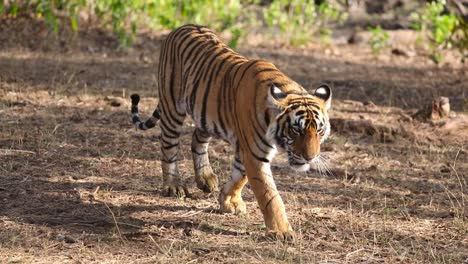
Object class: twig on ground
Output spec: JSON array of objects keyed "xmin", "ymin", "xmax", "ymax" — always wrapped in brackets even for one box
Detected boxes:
[
  {"xmin": 103, "ymin": 202, "xmax": 125, "ymax": 244},
  {"xmin": 0, "ymin": 149, "xmax": 36, "ymax": 155},
  {"xmin": 345, "ymin": 248, "xmax": 365, "ymax": 260},
  {"xmin": 179, "ymin": 210, "xmax": 204, "ymax": 218},
  {"xmin": 148, "ymin": 234, "xmax": 171, "ymax": 258},
  {"xmin": 0, "ymin": 176, "xmax": 30, "ymax": 187}
]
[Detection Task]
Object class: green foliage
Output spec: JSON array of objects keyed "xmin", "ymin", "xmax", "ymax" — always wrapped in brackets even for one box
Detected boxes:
[
  {"xmin": 228, "ymin": 27, "xmax": 242, "ymax": 49},
  {"xmin": 35, "ymin": 0, "xmax": 59, "ymax": 34},
  {"xmin": 2, "ymin": 0, "xmax": 245, "ymax": 48},
  {"xmin": 411, "ymin": 0, "xmax": 462, "ymax": 63},
  {"xmin": 1, "ymin": 0, "xmax": 348, "ymax": 48},
  {"xmin": 368, "ymin": 26, "xmax": 389, "ymax": 55},
  {"xmin": 144, "ymin": 0, "xmax": 243, "ymax": 48},
  {"xmin": 4, "ymin": 1, "xmax": 19, "ymax": 17},
  {"xmin": 1, "ymin": 0, "xmax": 466, "ymax": 57},
  {"xmin": 155, "ymin": 1, "xmax": 241, "ymax": 31},
  {"xmin": 264, "ymin": 0, "xmax": 347, "ymax": 46}
]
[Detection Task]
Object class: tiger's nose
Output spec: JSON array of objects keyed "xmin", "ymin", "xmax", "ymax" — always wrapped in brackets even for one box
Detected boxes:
[{"xmin": 303, "ymin": 154, "xmax": 318, "ymax": 162}]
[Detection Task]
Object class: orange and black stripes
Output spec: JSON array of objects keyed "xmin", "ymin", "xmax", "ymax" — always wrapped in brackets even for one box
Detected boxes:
[{"xmin": 129, "ymin": 24, "xmax": 332, "ymax": 238}]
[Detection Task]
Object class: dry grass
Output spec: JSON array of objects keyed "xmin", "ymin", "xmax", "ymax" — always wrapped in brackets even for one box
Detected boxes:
[{"xmin": 0, "ymin": 18, "xmax": 467, "ymax": 263}]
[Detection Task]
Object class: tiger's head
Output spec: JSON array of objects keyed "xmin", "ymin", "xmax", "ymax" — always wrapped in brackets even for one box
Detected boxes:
[{"xmin": 267, "ymin": 83, "xmax": 332, "ymax": 172}]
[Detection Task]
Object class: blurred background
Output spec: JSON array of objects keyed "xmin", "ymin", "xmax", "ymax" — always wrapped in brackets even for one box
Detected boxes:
[{"xmin": 1, "ymin": 0, "xmax": 467, "ymax": 63}]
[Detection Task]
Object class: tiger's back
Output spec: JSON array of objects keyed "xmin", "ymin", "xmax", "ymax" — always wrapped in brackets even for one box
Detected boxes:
[{"xmin": 159, "ymin": 24, "xmax": 248, "ymax": 140}]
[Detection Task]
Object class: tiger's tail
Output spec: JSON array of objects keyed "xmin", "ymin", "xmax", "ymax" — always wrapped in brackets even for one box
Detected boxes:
[{"xmin": 130, "ymin": 94, "xmax": 161, "ymax": 130}]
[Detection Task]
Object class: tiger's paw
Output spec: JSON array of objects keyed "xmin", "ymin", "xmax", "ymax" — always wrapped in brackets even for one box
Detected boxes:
[
  {"xmin": 163, "ymin": 185, "xmax": 189, "ymax": 199},
  {"xmin": 196, "ymin": 172, "xmax": 219, "ymax": 193},
  {"xmin": 266, "ymin": 230, "xmax": 297, "ymax": 243},
  {"xmin": 218, "ymin": 192, "xmax": 246, "ymax": 215}
]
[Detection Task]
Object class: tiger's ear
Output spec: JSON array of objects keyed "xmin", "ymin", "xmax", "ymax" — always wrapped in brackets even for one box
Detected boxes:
[
  {"xmin": 267, "ymin": 84, "xmax": 287, "ymax": 108},
  {"xmin": 313, "ymin": 84, "xmax": 332, "ymax": 110}
]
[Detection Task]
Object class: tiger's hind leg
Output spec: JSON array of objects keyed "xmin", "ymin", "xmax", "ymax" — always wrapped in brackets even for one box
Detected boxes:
[
  {"xmin": 219, "ymin": 152, "xmax": 248, "ymax": 214},
  {"xmin": 160, "ymin": 113, "xmax": 188, "ymax": 198},
  {"xmin": 192, "ymin": 129, "xmax": 219, "ymax": 193}
]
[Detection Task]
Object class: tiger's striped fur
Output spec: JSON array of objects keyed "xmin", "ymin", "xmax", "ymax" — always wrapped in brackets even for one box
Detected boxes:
[{"xmin": 131, "ymin": 24, "xmax": 332, "ymax": 240}]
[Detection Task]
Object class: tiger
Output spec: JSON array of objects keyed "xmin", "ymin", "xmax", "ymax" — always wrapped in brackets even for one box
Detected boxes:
[{"xmin": 130, "ymin": 24, "xmax": 332, "ymax": 241}]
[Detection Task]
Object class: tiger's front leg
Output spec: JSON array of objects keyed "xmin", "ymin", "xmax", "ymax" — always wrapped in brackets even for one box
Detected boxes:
[
  {"xmin": 244, "ymin": 156, "xmax": 296, "ymax": 241},
  {"xmin": 219, "ymin": 152, "xmax": 248, "ymax": 215},
  {"xmin": 191, "ymin": 129, "xmax": 218, "ymax": 193}
]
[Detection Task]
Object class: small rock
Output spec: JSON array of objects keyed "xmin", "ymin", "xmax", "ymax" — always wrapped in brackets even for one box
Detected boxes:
[
  {"xmin": 6, "ymin": 101, "xmax": 27, "ymax": 107},
  {"xmin": 391, "ymin": 48, "xmax": 415, "ymax": 57},
  {"xmin": 139, "ymin": 52, "xmax": 151, "ymax": 64},
  {"xmin": 104, "ymin": 96, "xmax": 122, "ymax": 107},
  {"xmin": 56, "ymin": 234, "xmax": 77, "ymax": 243},
  {"xmin": 109, "ymin": 100, "xmax": 121, "ymax": 107},
  {"xmin": 440, "ymin": 165, "xmax": 451, "ymax": 173},
  {"xmin": 432, "ymin": 183, "xmax": 445, "ymax": 193},
  {"xmin": 348, "ymin": 32, "xmax": 365, "ymax": 45},
  {"xmin": 388, "ymin": 160, "xmax": 401, "ymax": 167},
  {"xmin": 364, "ymin": 100, "xmax": 377, "ymax": 108},
  {"xmin": 183, "ymin": 227, "xmax": 193, "ymax": 236},
  {"xmin": 87, "ymin": 46, "xmax": 97, "ymax": 53},
  {"xmin": 399, "ymin": 113, "xmax": 413, "ymax": 122}
]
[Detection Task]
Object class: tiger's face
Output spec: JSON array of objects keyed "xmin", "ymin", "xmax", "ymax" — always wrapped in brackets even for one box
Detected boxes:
[{"xmin": 267, "ymin": 84, "xmax": 331, "ymax": 172}]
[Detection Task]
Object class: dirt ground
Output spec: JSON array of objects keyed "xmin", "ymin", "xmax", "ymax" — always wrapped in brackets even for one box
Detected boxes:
[{"xmin": 0, "ymin": 17, "xmax": 467, "ymax": 263}]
